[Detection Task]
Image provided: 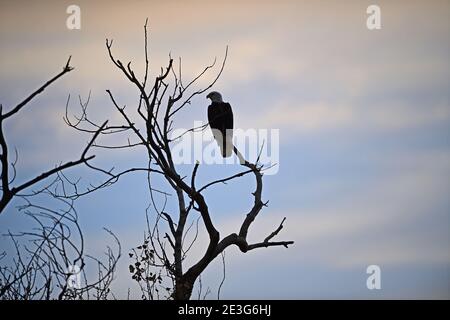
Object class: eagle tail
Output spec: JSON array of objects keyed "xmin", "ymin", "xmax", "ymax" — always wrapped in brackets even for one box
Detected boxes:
[
  {"xmin": 219, "ymin": 133, "xmax": 233, "ymax": 158},
  {"xmin": 212, "ymin": 129, "xmax": 233, "ymax": 158}
]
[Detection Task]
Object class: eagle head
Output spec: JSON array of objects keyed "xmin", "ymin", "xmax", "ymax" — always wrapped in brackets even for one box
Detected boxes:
[{"xmin": 206, "ymin": 91, "xmax": 223, "ymax": 103}]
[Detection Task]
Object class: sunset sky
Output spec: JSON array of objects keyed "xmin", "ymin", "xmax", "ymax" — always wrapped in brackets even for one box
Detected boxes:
[{"xmin": 0, "ymin": 0, "xmax": 449, "ymax": 299}]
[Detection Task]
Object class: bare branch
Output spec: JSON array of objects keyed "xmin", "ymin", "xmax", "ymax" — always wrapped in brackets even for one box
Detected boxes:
[
  {"xmin": 0, "ymin": 61, "xmax": 106, "ymax": 214},
  {"xmin": 1, "ymin": 57, "xmax": 73, "ymax": 120},
  {"xmin": 13, "ymin": 121, "xmax": 107, "ymax": 195}
]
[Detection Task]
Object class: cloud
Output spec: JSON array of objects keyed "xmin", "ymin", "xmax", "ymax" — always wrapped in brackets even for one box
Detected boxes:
[
  {"xmin": 102, "ymin": 148, "xmax": 450, "ymax": 298},
  {"xmin": 235, "ymin": 99, "xmax": 449, "ymax": 138},
  {"xmin": 1, "ymin": 0, "xmax": 449, "ymax": 299},
  {"xmin": 210, "ymin": 149, "xmax": 450, "ymax": 269},
  {"xmin": 252, "ymin": 102, "xmax": 354, "ymax": 132}
]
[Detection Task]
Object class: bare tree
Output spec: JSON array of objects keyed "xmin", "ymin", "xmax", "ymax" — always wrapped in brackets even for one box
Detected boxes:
[
  {"xmin": 0, "ymin": 57, "xmax": 118, "ymax": 300},
  {"xmin": 0, "ymin": 195, "xmax": 121, "ymax": 300},
  {"xmin": 65, "ymin": 21, "xmax": 294, "ymax": 300},
  {"xmin": 0, "ymin": 57, "xmax": 106, "ymax": 214}
]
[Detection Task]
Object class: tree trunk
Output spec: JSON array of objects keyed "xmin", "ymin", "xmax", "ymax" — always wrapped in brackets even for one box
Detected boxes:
[{"xmin": 173, "ymin": 277, "xmax": 195, "ymax": 300}]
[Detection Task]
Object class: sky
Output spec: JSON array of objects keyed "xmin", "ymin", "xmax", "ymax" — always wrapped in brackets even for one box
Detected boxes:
[{"xmin": 0, "ymin": 0, "xmax": 449, "ymax": 299}]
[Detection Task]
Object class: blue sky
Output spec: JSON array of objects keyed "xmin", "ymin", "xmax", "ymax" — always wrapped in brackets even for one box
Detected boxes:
[{"xmin": 0, "ymin": 0, "xmax": 449, "ymax": 299}]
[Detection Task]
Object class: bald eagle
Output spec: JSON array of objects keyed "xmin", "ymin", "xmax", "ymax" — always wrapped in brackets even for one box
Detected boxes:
[{"xmin": 207, "ymin": 91, "xmax": 234, "ymax": 157}]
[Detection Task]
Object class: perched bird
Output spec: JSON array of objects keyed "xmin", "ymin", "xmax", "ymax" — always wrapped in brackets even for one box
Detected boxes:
[{"xmin": 206, "ymin": 91, "xmax": 234, "ymax": 157}]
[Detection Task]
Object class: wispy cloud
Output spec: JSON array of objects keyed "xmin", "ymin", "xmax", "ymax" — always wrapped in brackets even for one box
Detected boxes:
[{"xmin": 1, "ymin": 0, "xmax": 449, "ymax": 299}]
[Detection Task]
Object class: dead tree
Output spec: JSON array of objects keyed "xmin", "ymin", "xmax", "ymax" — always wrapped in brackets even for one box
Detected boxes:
[
  {"xmin": 0, "ymin": 57, "xmax": 106, "ymax": 214},
  {"xmin": 0, "ymin": 57, "xmax": 119, "ymax": 300},
  {"xmin": 65, "ymin": 21, "xmax": 294, "ymax": 300},
  {"xmin": 0, "ymin": 195, "xmax": 121, "ymax": 300}
]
